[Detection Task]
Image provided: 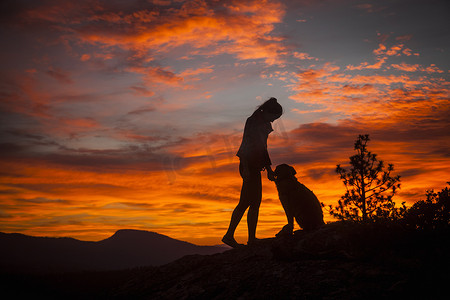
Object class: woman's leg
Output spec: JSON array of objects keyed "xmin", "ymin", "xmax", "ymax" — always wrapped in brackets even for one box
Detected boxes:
[
  {"xmin": 222, "ymin": 185, "xmax": 250, "ymax": 247},
  {"xmin": 223, "ymin": 199, "xmax": 248, "ymax": 239},
  {"xmin": 247, "ymin": 170, "xmax": 262, "ymax": 242},
  {"xmin": 223, "ymin": 163, "xmax": 261, "ymax": 247}
]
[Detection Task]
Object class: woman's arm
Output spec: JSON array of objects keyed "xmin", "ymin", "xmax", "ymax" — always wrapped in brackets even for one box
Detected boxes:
[{"xmin": 265, "ymin": 165, "xmax": 275, "ymax": 181}]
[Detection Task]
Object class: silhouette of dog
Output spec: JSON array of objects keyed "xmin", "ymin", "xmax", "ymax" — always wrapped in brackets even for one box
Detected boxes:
[{"xmin": 274, "ymin": 164, "xmax": 324, "ymax": 236}]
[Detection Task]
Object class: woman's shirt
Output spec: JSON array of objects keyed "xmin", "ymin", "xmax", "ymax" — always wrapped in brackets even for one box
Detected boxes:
[{"xmin": 236, "ymin": 112, "xmax": 273, "ymax": 170}]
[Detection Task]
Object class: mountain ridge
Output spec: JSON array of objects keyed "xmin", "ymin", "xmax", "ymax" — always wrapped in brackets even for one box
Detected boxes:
[{"xmin": 0, "ymin": 229, "xmax": 227, "ymax": 272}]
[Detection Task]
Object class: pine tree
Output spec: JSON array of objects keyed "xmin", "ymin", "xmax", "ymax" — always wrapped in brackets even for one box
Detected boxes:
[{"xmin": 328, "ymin": 134, "xmax": 403, "ymax": 222}]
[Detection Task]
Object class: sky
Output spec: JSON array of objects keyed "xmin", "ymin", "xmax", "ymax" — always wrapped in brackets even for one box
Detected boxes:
[{"xmin": 0, "ymin": 0, "xmax": 449, "ymax": 245}]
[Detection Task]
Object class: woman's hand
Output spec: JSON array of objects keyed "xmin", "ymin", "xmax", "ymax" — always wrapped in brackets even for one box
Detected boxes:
[{"xmin": 266, "ymin": 166, "xmax": 276, "ymax": 181}]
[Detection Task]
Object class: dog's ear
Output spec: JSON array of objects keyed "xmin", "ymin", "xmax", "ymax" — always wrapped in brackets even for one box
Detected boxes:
[{"xmin": 289, "ymin": 165, "xmax": 297, "ymax": 176}]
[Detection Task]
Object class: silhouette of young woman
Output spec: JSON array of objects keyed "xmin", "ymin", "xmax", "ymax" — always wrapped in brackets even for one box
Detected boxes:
[{"xmin": 222, "ymin": 97, "xmax": 283, "ymax": 248}]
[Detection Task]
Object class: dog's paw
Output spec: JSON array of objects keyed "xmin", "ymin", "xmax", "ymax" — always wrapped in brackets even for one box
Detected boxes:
[{"xmin": 276, "ymin": 224, "xmax": 293, "ymax": 237}]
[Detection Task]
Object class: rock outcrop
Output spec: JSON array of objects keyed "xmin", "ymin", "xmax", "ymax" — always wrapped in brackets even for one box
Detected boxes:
[{"xmin": 109, "ymin": 223, "xmax": 449, "ymax": 299}]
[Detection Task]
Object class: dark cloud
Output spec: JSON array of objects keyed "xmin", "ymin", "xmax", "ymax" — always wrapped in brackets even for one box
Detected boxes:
[
  {"xmin": 289, "ymin": 122, "xmax": 359, "ymax": 147},
  {"xmin": 102, "ymin": 202, "xmax": 157, "ymax": 210},
  {"xmin": 303, "ymin": 167, "xmax": 336, "ymax": 181},
  {"xmin": 176, "ymin": 191, "xmax": 238, "ymax": 203},
  {"xmin": 0, "ymin": 142, "xmax": 27, "ymax": 155},
  {"xmin": 46, "ymin": 152, "xmax": 169, "ymax": 171},
  {"xmin": 1, "ymin": 129, "xmax": 61, "ymax": 153},
  {"xmin": 0, "ymin": 135, "xmax": 183, "ymax": 173},
  {"xmin": 116, "ymin": 202, "xmax": 156, "ymax": 209},
  {"xmin": 5, "ymin": 183, "xmax": 128, "ymax": 194},
  {"xmin": 127, "ymin": 106, "xmax": 156, "ymax": 115},
  {"xmin": 160, "ymin": 202, "xmax": 204, "ymax": 214},
  {"xmin": 0, "ymin": 211, "xmax": 13, "ymax": 219},
  {"xmin": 399, "ymin": 168, "xmax": 427, "ymax": 179},
  {"xmin": 0, "ymin": 0, "xmax": 37, "ymax": 25},
  {"xmin": 15, "ymin": 197, "xmax": 71, "ymax": 204},
  {"xmin": 0, "ymin": 188, "xmax": 22, "ymax": 195},
  {"xmin": 45, "ymin": 67, "xmax": 73, "ymax": 84},
  {"xmin": 4, "ymin": 129, "xmax": 45, "ymax": 141},
  {"xmin": 269, "ymin": 122, "xmax": 361, "ymax": 166},
  {"xmin": 129, "ymin": 86, "xmax": 155, "ymax": 98},
  {"xmin": 270, "ymin": 113, "xmax": 450, "ymax": 171}
]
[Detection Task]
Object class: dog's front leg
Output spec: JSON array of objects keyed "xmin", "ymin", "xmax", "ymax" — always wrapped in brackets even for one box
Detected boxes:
[{"xmin": 277, "ymin": 195, "xmax": 294, "ymax": 236}]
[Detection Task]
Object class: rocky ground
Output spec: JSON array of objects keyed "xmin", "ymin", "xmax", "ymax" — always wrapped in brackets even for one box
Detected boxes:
[{"xmin": 3, "ymin": 222, "xmax": 449, "ymax": 299}]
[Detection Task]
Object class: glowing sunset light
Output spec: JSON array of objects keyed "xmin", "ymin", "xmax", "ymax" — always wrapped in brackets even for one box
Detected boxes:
[{"xmin": 1, "ymin": 0, "xmax": 448, "ymax": 245}]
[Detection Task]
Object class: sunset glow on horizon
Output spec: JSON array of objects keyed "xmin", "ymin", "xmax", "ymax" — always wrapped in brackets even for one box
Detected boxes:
[{"xmin": 1, "ymin": 0, "xmax": 449, "ymax": 245}]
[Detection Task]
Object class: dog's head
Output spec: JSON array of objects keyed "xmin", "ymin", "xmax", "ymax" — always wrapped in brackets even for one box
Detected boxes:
[{"xmin": 274, "ymin": 164, "xmax": 297, "ymax": 182}]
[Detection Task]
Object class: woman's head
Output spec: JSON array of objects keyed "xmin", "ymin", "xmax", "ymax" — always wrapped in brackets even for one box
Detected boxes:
[{"xmin": 257, "ymin": 97, "xmax": 283, "ymax": 121}]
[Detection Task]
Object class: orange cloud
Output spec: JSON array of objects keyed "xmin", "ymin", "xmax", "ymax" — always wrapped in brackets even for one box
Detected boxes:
[
  {"xmin": 391, "ymin": 63, "xmax": 445, "ymax": 73},
  {"xmin": 291, "ymin": 58, "xmax": 449, "ymax": 123},
  {"xmin": 423, "ymin": 64, "xmax": 444, "ymax": 74},
  {"xmin": 385, "ymin": 44, "xmax": 404, "ymax": 56},
  {"xmin": 293, "ymin": 52, "xmax": 318, "ymax": 60},
  {"xmin": 346, "ymin": 56, "xmax": 387, "ymax": 70},
  {"xmin": 179, "ymin": 65, "xmax": 215, "ymax": 78},
  {"xmin": 351, "ymin": 37, "xmax": 422, "ymax": 71},
  {"xmin": 0, "ymin": 72, "xmax": 53, "ymax": 119},
  {"xmin": 341, "ymin": 84, "xmax": 377, "ymax": 96},
  {"xmin": 70, "ymin": 0, "xmax": 287, "ymax": 68},
  {"xmin": 401, "ymin": 48, "xmax": 417, "ymax": 56},
  {"xmin": 8, "ymin": 0, "xmax": 288, "ymax": 99},
  {"xmin": 80, "ymin": 54, "xmax": 91, "ymax": 61},
  {"xmin": 373, "ymin": 43, "xmax": 387, "ymax": 56},
  {"xmin": 391, "ymin": 63, "xmax": 421, "ymax": 72},
  {"xmin": 373, "ymin": 42, "xmax": 409, "ymax": 57}
]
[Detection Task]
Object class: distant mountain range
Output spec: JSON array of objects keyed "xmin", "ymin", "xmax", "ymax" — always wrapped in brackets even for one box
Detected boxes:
[{"xmin": 0, "ymin": 229, "xmax": 228, "ymax": 272}]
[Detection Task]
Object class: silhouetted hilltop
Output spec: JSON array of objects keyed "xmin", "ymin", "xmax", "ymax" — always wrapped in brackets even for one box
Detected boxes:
[
  {"xmin": 0, "ymin": 229, "xmax": 227, "ymax": 272},
  {"xmin": 2, "ymin": 223, "xmax": 449, "ymax": 299},
  {"xmin": 106, "ymin": 223, "xmax": 449, "ymax": 299}
]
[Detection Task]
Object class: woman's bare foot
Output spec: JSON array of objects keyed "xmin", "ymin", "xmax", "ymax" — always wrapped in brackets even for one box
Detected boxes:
[{"xmin": 222, "ymin": 234, "xmax": 244, "ymax": 248}]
